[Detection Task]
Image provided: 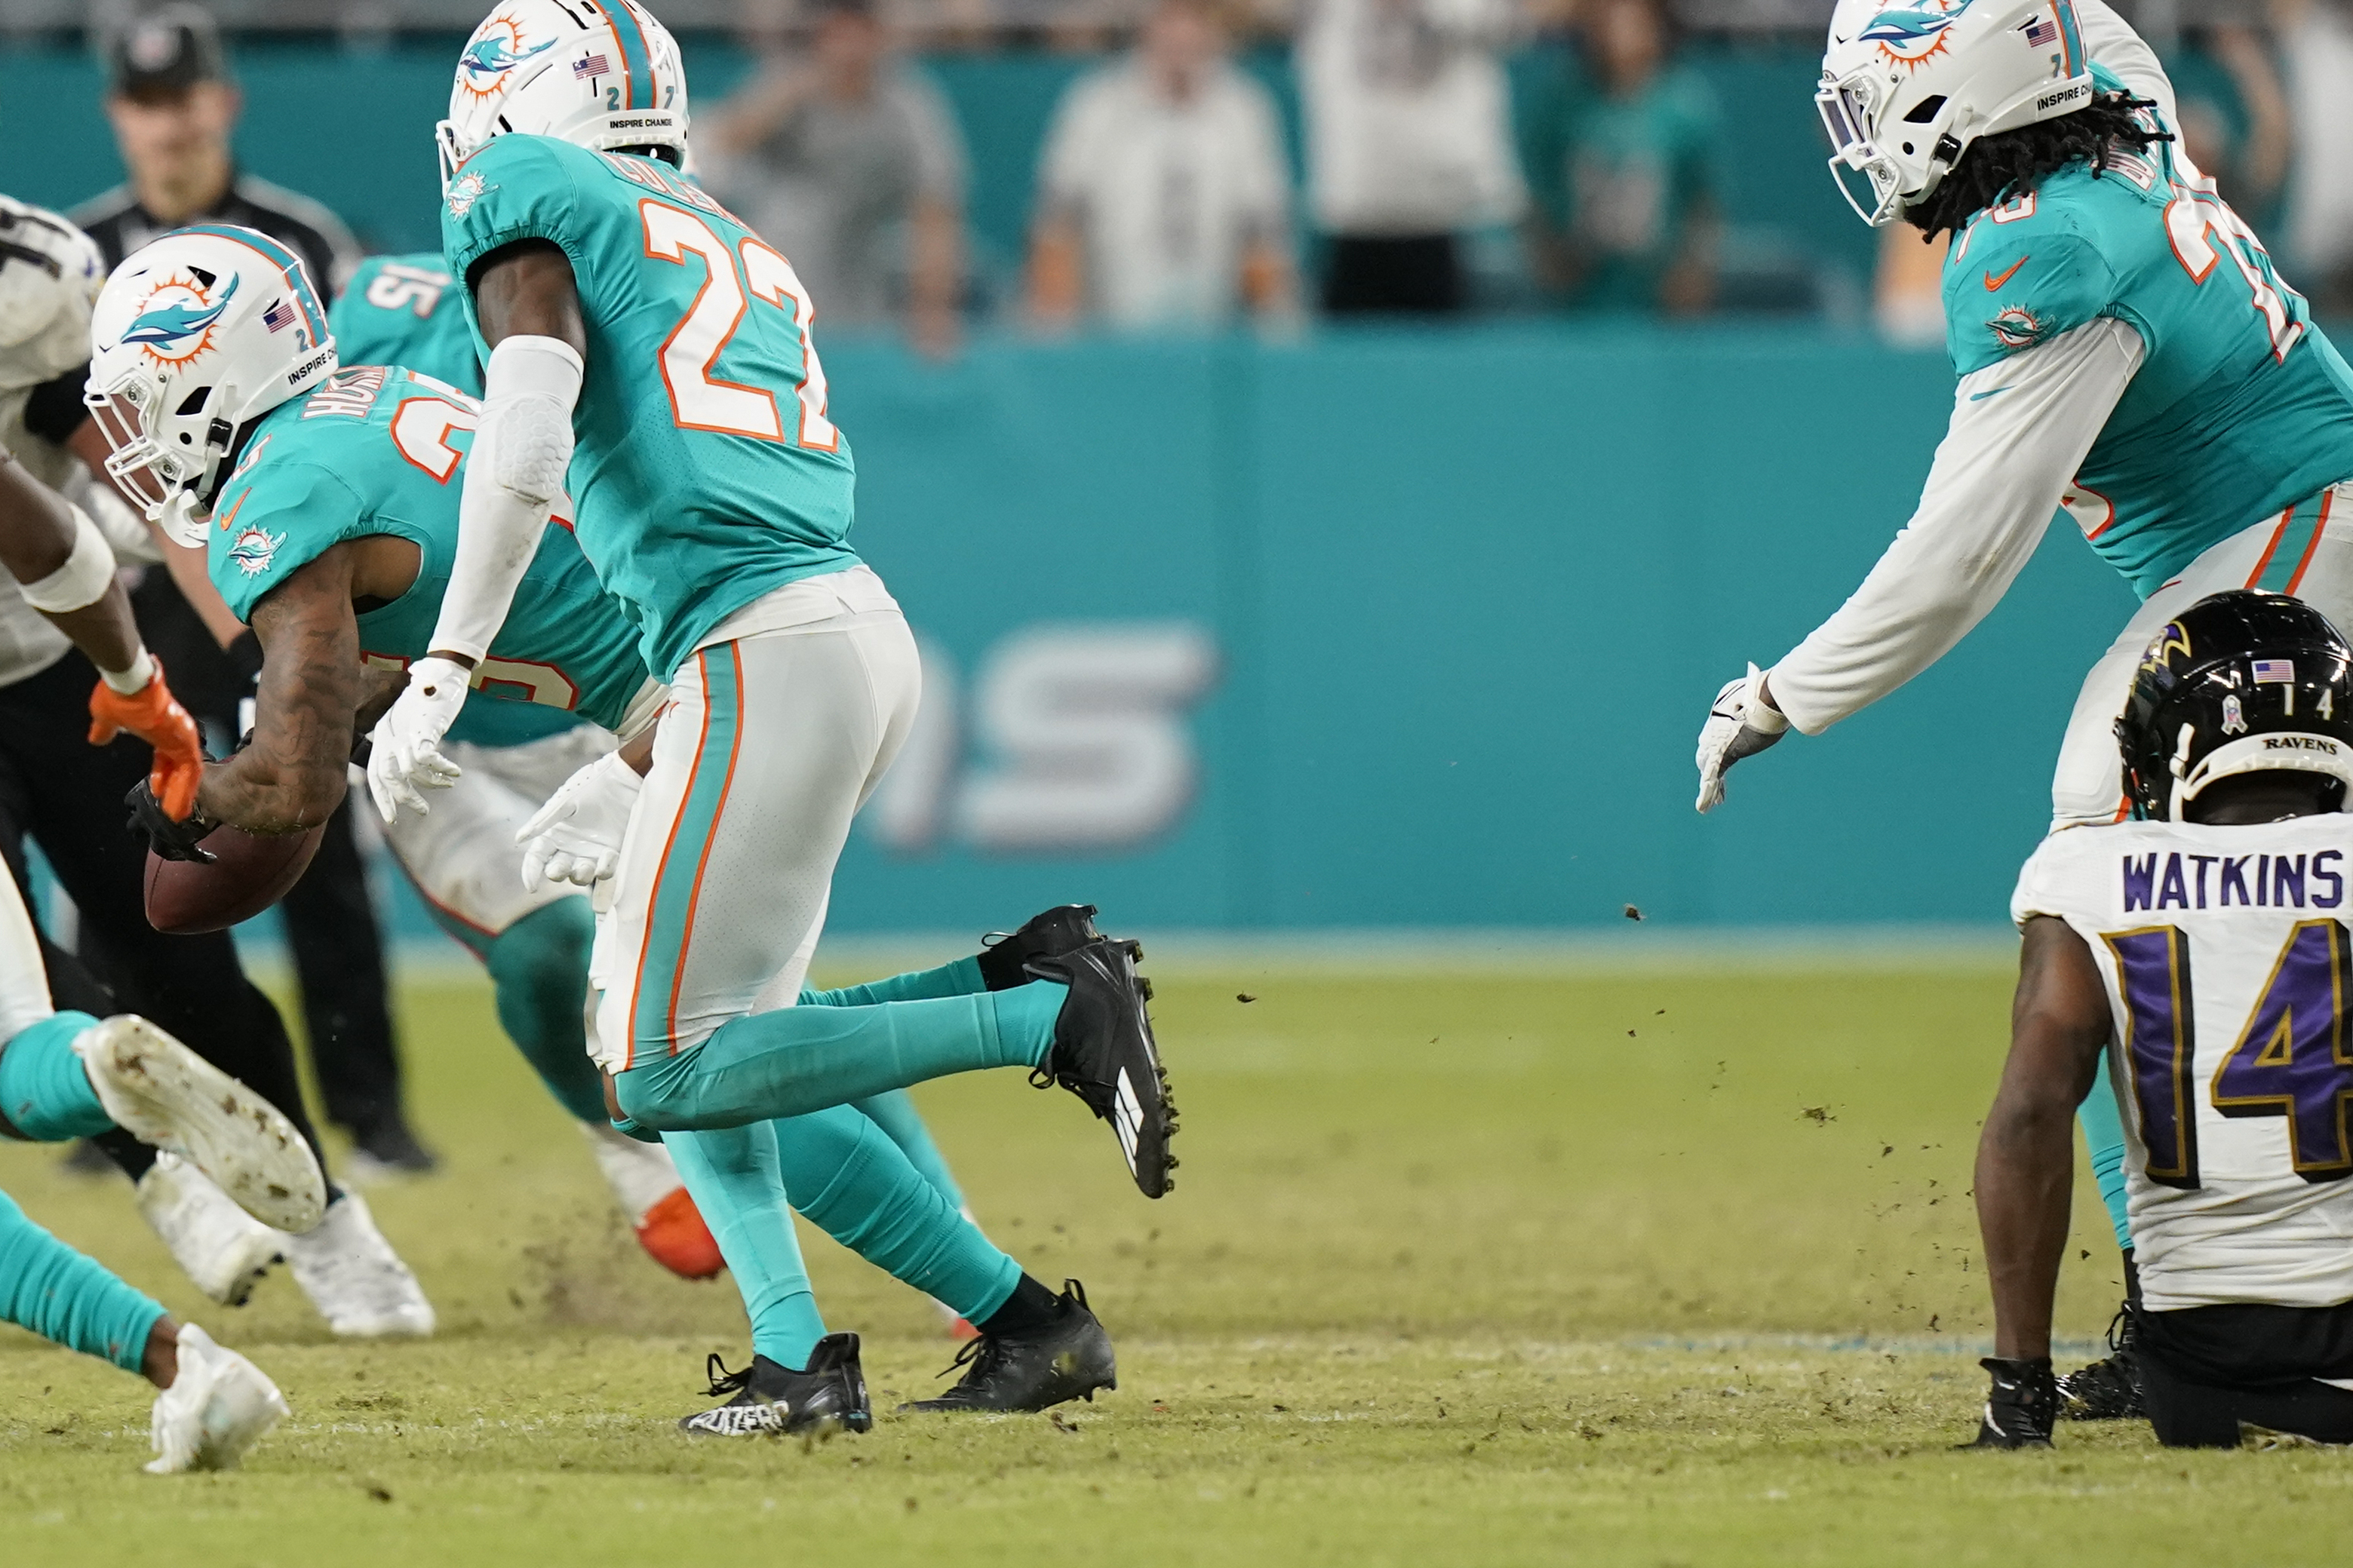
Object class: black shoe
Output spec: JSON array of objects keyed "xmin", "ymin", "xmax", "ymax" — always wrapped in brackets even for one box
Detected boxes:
[
  {"xmin": 1025, "ymin": 940, "xmax": 1177, "ymax": 1198},
  {"xmin": 1964, "ymin": 1357, "xmax": 2058, "ymax": 1449},
  {"xmin": 2057, "ymin": 1300, "xmax": 2144, "ymax": 1420},
  {"xmin": 899, "ymin": 1280, "xmax": 1117, "ymax": 1413},
  {"xmin": 345, "ymin": 1115, "xmax": 439, "ymax": 1180},
  {"xmin": 978, "ymin": 904, "xmax": 1143, "ymax": 990},
  {"xmin": 60, "ymin": 1138, "xmax": 118, "ymax": 1177},
  {"xmin": 678, "ymin": 1333, "xmax": 871, "ymax": 1438}
]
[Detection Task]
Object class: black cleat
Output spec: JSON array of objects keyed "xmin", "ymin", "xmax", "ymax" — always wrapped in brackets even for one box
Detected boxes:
[
  {"xmin": 2057, "ymin": 1299, "xmax": 2144, "ymax": 1420},
  {"xmin": 677, "ymin": 1333, "xmax": 871, "ymax": 1438},
  {"xmin": 1026, "ymin": 940, "xmax": 1177, "ymax": 1198},
  {"xmin": 1964, "ymin": 1356, "xmax": 2057, "ymax": 1450},
  {"xmin": 899, "ymin": 1280, "xmax": 1117, "ymax": 1413},
  {"xmin": 344, "ymin": 1114, "xmax": 440, "ymax": 1180},
  {"xmin": 978, "ymin": 904, "xmax": 1142, "ymax": 990}
]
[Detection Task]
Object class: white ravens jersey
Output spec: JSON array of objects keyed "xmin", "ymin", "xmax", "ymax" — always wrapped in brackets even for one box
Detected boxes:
[
  {"xmin": 0, "ymin": 196, "xmax": 156, "ymax": 689},
  {"xmin": 0, "ymin": 194, "xmax": 103, "ymax": 489},
  {"xmin": 2015, "ymin": 812, "xmax": 2353, "ymax": 1312}
]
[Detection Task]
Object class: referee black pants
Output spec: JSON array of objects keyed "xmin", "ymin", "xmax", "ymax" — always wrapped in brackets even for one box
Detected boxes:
[
  {"xmin": 134, "ymin": 571, "xmax": 406, "ymax": 1137},
  {"xmin": 0, "ymin": 649, "xmax": 327, "ymax": 1180}
]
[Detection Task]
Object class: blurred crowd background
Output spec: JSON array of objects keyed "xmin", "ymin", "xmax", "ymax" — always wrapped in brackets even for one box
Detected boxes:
[{"xmin": 10, "ymin": 0, "xmax": 2352, "ymax": 352}]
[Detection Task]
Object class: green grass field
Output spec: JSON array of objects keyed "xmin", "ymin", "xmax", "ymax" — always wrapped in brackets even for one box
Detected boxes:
[{"xmin": 5, "ymin": 957, "xmax": 2348, "ymax": 1565}]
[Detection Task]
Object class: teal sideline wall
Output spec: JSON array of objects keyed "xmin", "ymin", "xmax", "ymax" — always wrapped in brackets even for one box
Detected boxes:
[{"xmin": 809, "ymin": 327, "xmax": 2131, "ymax": 932}]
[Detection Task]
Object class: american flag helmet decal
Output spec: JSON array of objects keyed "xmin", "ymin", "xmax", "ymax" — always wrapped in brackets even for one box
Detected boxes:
[
  {"xmin": 2253, "ymin": 659, "xmax": 2297, "ymax": 684},
  {"xmin": 573, "ymin": 53, "xmax": 610, "ymax": 77},
  {"xmin": 260, "ymin": 298, "xmax": 296, "ymax": 333}
]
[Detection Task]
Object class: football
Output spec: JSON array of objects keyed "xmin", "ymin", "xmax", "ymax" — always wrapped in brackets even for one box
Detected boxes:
[{"xmin": 143, "ymin": 821, "xmax": 325, "ymax": 934}]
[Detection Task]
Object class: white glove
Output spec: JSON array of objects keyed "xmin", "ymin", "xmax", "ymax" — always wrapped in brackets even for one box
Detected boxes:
[
  {"xmin": 1694, "ymin": 662, "xmax": 1791, "ymax": 814},
  {"xmin": 365, "ymin": 655, "xmax": 472, "ymax": 823},
  {"xmin": 518, "ymin": 751, "xmax": 644, "ymax": 889}
]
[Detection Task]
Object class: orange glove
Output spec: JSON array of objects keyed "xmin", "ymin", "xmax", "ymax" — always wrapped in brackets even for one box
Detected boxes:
[{"xmin": 89, "ymin": 658, "xmax": 205, "ymax": 822}]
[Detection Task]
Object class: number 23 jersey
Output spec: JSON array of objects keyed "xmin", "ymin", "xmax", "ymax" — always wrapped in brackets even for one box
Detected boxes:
[
  {"xmin": 440, "ymin": 134, "xmax": 861, "ymax": 682},
  {"xmin": 2015, "ymin": 815, "xmax": 2353, "ymax": 1312}
]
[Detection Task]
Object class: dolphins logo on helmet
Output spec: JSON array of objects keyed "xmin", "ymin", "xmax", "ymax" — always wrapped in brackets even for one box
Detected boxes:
[
  {"xmin": 1860, "ymin": 0, "xmax": 1973, "ymax": 67},
  {"xmin": 457, "ymin": 14, "xmax": 556, "ymax": 99},
  {"xmin": 122, "ymin": 273, "xmax": 238, "ymax": 367}
]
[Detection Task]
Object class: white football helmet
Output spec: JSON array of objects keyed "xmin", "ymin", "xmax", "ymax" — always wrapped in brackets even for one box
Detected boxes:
[
  {"xmin": 84, "ymin": 226, "xmax": 337, "ymax": 546},
  {"xmin": 1817, "ymin": 0, "xmax": 2095, "ymax": 226},
  {"xmin": 437, "ymin": 1, "xmax": 688, "ymax": 190}
]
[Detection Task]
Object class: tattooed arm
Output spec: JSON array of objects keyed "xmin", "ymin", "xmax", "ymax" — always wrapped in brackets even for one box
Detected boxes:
[{"xmin": 194, "ymin": 545, "xmax": 363, "ymax": 835}]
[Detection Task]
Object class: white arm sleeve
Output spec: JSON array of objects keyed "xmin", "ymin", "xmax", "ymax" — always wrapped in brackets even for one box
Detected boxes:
[
  {"xmin": 1765, "ymin": 316, "xmax": 2146, "ymax": 735},
  {"xmin": 2073, "ymin": 0, "xmax": 2176, "ymax": 124},
  {"xmin": 428, "ymin": 333, "xmax": 582, "ymax": 665}
]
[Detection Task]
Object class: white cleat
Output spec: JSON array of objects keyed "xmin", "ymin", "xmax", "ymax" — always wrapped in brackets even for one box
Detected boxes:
[
  {"xmin": 146, "ymin": 1324, "xmax": 289, "ymax": 1474},
  {"xmin": 282, "ymin": 1192, "xmax": 435, "ymax": 1338},
  {"xmin": 77, "ymin": 1015, "xmax": 327, "ymax": 1232},
  {"xmin": 135, "ymin": 1154, "xmax": 284, "ymax": 1306}
]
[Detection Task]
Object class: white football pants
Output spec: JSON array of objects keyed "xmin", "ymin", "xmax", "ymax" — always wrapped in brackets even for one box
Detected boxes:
[
  {"xmin": 2051, "ymin": 483, "xmax": 2353, "ymax": 830},
  {"xmin": 590, "ymin": 567, "xmax": 920, "ymax": 1074},
  {"xmin": 382, "ymin": 724, "xmax": 618, "ymax": 941}
]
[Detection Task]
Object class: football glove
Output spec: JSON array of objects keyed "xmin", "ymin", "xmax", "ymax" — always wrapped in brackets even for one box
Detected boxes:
[
  {"xmin": 1694, "ymin": 662, "xmax": 1789, "ymax": 813},
  {"xmin": 364, "ymin": 655, "xmax": 471, "ymax": 824},
  {"xmin": 126, "ymin": 779, "xmax": 216, "ymax": 864},
  {"xmin": 1964, "ymin": 1356, "xmax": 2057, "ymax": 1450},
  {"xmin": 89, "ymin": 658, "xmax": 204, "ymax": 822},
  {"xmin": 517, "ymin": 751, "xmax": 644, "ymax": 890}
]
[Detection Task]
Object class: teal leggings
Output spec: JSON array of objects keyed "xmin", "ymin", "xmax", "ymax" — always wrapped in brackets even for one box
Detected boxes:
[{"xmin": 2080, "ymin": 1052, "xmax": 2132, "ymax": 1251}]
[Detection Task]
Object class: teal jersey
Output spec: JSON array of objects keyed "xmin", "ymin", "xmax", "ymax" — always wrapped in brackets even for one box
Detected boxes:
[
  {"xmin": 1522, "ymin": 59, "xmax": 1719, "ymax": 313},
  {"xmin": 440, "ymin": 135, "xmax": 862, "ymax": 680},
  {"xmin": 328, "ymin": 256, "xmax": 573, "ymax": 744},
  {"xmin": 206, "ymin": 365, "xmax": 655, "ymax": 739},
  {"xmin": 1943, "ymin": 70, "xmax": 2353, "ymax": 597},
  {"xmin": 328, "ymin": 253, "xmax": 483, "ymax": 395}
]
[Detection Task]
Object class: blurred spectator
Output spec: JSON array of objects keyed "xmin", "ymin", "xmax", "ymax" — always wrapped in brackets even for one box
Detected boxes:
[
  {"xmin": 1298, "ymin": 0, "xmax": 1525, "ymax": 314},
  {"xmin": 1028, "ymin": 0, "xmax": 1299, "ymax": 333},
  {"xmin": 73, "ymin": 4, "xmax": 358, "ymax": 295},
  {"xmin": 705, "ymin": 0, "xmax": 969, "ymax": 356},
  {"xmin": 2284, "ymin": 0, "xmax": 2353, "ymax": 315},
  {"xmin": 1520, "ymin": 0, "xmax": 1719, "ymax": 315},
  {"xmin": 2168, "ymin": 17, "xmax": 2290, "ymax": 232}
]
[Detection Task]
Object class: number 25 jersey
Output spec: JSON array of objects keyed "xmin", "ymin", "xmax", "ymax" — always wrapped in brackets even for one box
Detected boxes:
[
  {"xmin": 440, "ymin": 134, "xmax": 860, "ymax": 681},
  {"xmin": 2014, "ymin": 814, "xmax": 2353, "ymax": 1312}
]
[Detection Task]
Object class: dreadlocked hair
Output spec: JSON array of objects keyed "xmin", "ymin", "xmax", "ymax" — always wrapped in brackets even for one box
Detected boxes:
[{"xmin": 1904, "ymin": 91, "xmax": 2173, "ymax": 240}]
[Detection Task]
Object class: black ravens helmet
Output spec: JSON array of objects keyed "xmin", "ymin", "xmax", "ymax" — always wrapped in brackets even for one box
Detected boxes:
[{"xmin": 2116, "ymin": 591, "xmax": 2353, "ymax": 821}]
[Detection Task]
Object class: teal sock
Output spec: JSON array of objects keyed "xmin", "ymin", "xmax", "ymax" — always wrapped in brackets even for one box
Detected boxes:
[
  {"xmin": 774, "ymin": 1106, "xmax": 1016, "ymax": 1323},
  {"xmin": 618, "ymin": 981, "xmax": 1065, "ymax": 1132},
  {"xmin": 484, "ymin": 901, "xmax": 607, "ymax": 1125},
  {"xmin": 852, "ymin": 1091, "xmax": 967, "ymax": 1213},
  {"xmin": 0, "ymin": 1188, "xmax": 164, "ymax": 1371},
  {"xmin": 662, "ymin": 1123, "xmax": 826, "ymax": 1368},
  {"xmin": 800, "ymin": 956, "xmax": 986, "ymax": 1009},
  {"xmin": 2078, "ymin": 1051, "xmax": 2133, "ymax": 1252},
  {"xmin": 0, "ymin": 1013, "xmax": 108, "ymax": 1143}
]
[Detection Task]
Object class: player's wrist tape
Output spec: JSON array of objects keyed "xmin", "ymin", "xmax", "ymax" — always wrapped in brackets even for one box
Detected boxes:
[
  {"xmin": 1746, "ymin": 667, "xmax": 1789, "ymax": 735},
  {"xmin": 97, "ymin": 646, "xmax": 156, "ymax": 695},
  {"xmin": 19, "ymin": 505, "xmax": 118, "ymax": 615}
]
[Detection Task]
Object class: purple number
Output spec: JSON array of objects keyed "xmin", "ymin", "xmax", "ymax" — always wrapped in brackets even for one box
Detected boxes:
[
  {"xmin": 2103, "ymin": 927, "xmax": 2201, "ymax": 1189},
  {"xmin": 2211, "ymin": 919, "xmax": 2353, "ymax": 1181}
]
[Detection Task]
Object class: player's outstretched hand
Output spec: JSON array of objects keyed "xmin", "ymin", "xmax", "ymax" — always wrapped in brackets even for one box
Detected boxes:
[
  {"xmin": 517, "ymin": 751, "xmax": 644, "ymax": 890},
  {"xmin": 90, "ymin": 659, "xmax": 204, "ymax": 821},
  {"xmin": 365, "ymin": 655, "xmax": 471, "ymax": 823},
  {"xmin": 1694, "ymin": 662, "xmax": 1790, "ymax": 813},
  {"xmin": 1962, "ymin": 1356, "xmax": 2057, "ymax": 1450}
]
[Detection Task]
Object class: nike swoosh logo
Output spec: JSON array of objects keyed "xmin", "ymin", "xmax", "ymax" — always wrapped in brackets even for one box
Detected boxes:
[
  {"xmin": 1984, "ymin": 257, "xmax": 2027, "ymax": 291},
  {"xmin": 1969, "ymin": 386, "xmax": 2014, "ymax": 401}
]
